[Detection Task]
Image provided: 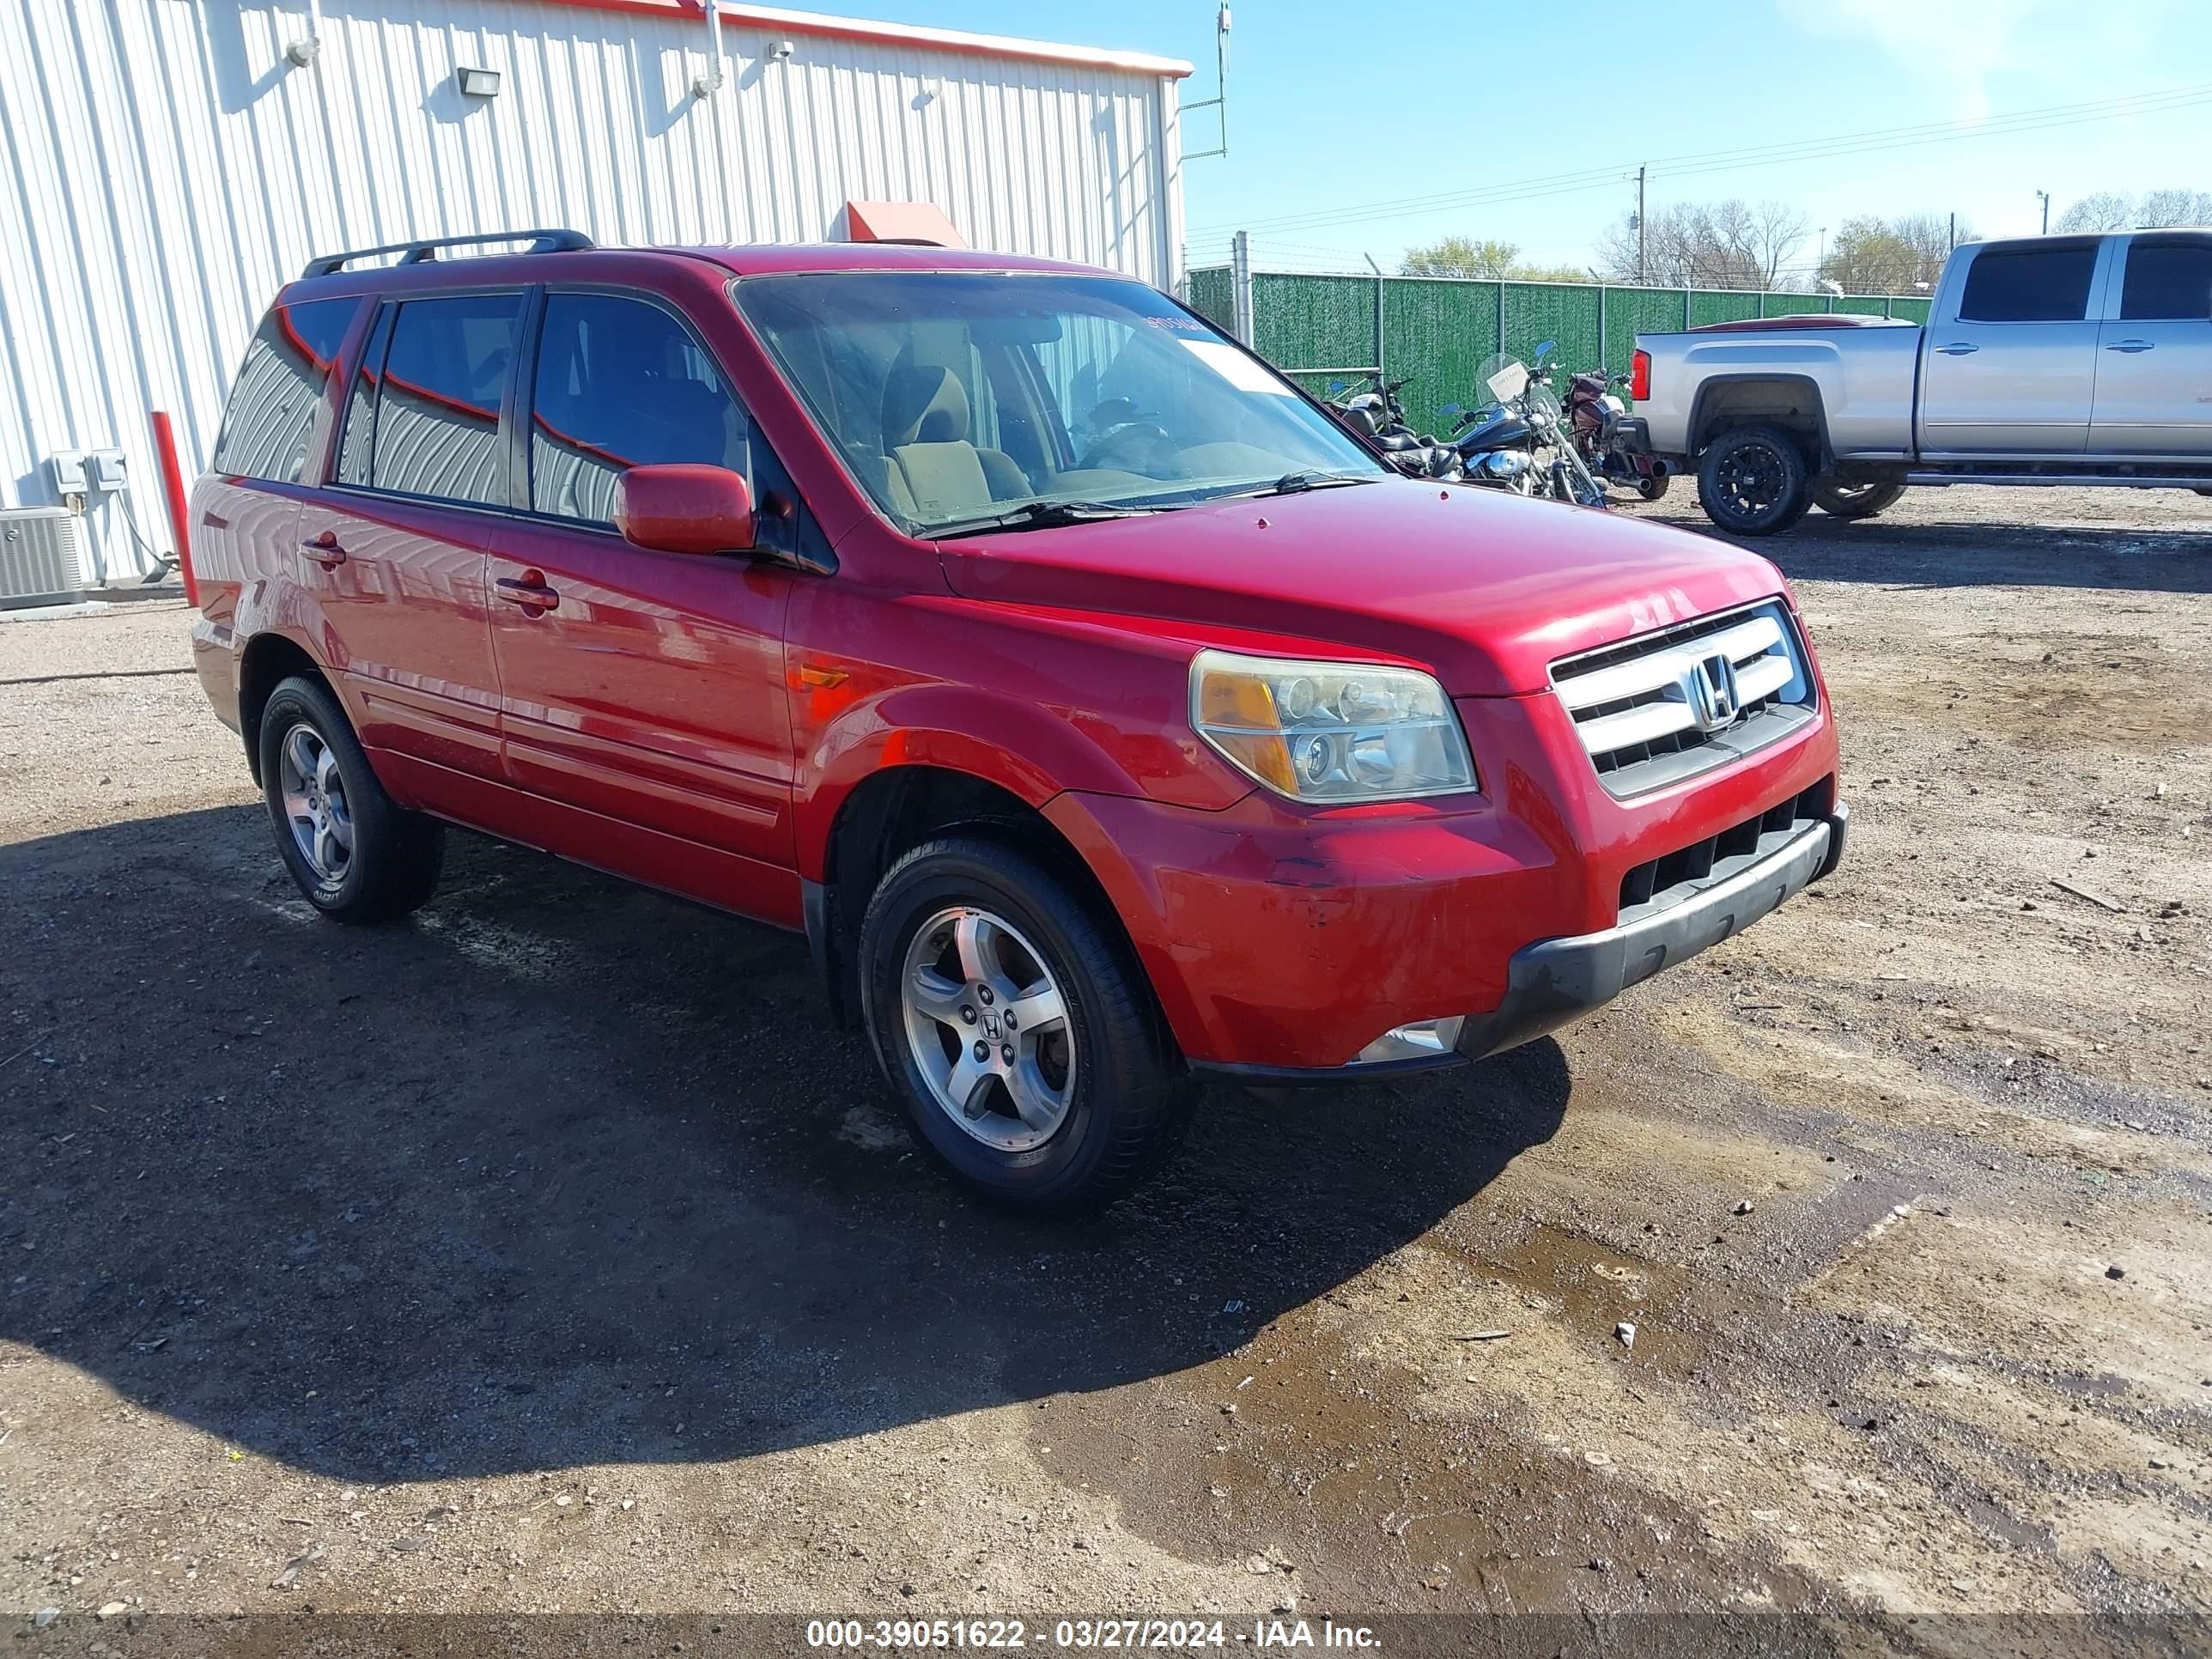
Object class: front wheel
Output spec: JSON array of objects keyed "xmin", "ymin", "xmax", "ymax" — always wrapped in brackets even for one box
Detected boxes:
[
  {"xmin": 859, "ymin": 836, "xmax": 1194, "ymax": 1217},
  {"xmin": 1698, "ymin": 423, "xmax": 1811, "ymax": 537},
  {"xmin": 1811, "ymin": 476, "xmax": 1905, "ymax": 520}
]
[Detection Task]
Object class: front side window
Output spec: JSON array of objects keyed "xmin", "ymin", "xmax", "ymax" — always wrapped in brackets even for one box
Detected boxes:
[
  {"xmin": 1957, "ymin": 244, "xmax": 2098, "ymax": 323},
  {"xmin": 2119, "ymin": 239, "xmax": 2212, "ymax": 321},
  {"xmin": 530, "ymin": 293, "xmax": 748, "ymax": 524},
  {"xmin": 213, "ymin": 296, "xmax": 361, "ymax": 483},
  {"xmin": 735, "ymin": 272, "xmax": 1382, "ymax": 534},
  {"xmin": 368, "ymin": 293, "xmax": 524, "ymax": 506}
]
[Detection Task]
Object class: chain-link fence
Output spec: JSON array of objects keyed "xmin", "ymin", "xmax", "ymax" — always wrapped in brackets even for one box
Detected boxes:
[{"xmin": 1184, "ymin": 265, "xmax": 1934, "ymax": 434}]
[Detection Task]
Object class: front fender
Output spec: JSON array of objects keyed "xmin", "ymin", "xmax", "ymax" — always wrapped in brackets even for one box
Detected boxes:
[{"xmin": 792, "ymin": 680, "xmax": 1246, "ymax": 882}]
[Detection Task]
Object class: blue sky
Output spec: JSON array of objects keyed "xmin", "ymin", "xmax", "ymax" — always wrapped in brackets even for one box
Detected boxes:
[{"xmin": 823, "ymin": 0, "xmax": 2211, "ymax": 276}]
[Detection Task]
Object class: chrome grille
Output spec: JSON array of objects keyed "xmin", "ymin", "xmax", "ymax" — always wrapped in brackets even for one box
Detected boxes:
[{"xmin": 1551, "ymin": 599, "xmax": 1815, "ymax": 797}]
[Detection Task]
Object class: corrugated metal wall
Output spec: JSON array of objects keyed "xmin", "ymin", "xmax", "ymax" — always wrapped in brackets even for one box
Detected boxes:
[{"xmin": 0, "ymin": 0, "xmax": 1184, "ymax": 578}]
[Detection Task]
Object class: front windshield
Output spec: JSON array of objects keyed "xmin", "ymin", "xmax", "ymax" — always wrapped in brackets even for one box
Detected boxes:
[{"xmin": 734, "ymin": 271, "xmax": 1384, "ymax": 534}]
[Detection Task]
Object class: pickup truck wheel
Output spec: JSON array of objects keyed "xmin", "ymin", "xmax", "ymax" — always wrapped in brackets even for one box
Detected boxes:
[
  {"xmin": 1811, "ymin": 477, "xmax": 1905, "ymax": 520},
  {"xmin": 258, "ymin": 676, "xmax": 444, "ymax": 923},
  {"xmin": 860, "ymin": 836, "xmax": 1194, "ymax": 1217},
  {"xmin": 1698, "ymin": 424, "xmax": 1810, "ymax": 536}
]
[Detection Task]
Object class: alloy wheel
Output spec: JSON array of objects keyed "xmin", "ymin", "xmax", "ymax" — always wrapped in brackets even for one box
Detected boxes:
[
  {"xmin": 278, "ymin": 721, "xmax": 354, "ymax": 884},
  {"xmin": 900, "ymin": 906, "xmax": 1076, "ymax": 1152}
]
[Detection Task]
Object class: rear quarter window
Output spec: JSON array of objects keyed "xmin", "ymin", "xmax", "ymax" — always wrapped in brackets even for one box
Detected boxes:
[{"xmin": 213, "ymin": 297, "xmax": 361, "ymax": 483}]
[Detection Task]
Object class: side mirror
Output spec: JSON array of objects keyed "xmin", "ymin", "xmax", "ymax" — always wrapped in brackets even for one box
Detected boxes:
[{"xmin": 612, "ymin": 464, "xmax": 756, "ymax": 556}]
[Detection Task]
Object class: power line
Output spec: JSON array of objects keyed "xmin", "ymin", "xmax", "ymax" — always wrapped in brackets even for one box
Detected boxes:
[
  {"xmin": 1188, "ymin": 82, "xmax": 2212, "ymax": 239},
  {"xmin": 1186, "ymin": 82, "xmax": 2212, "ymax": 242}
]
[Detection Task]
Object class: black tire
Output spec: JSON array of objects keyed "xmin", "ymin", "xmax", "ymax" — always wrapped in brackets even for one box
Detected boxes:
[
  {"xmin": 858, "ymin": 835, "xmax": 1195, "ymax": 1217},
  {"xmin": 1698, "ymin": 423, "xmax": 1812, "ymax": 537},
  {"xmin": 1811, "ymin": 477, "xmax": 1905, "ymax": 520},
  {"xmin": 1636, "ymin": 473, "xmax": 1672, "ymax": 502},
  {"xmin": 258, "ymin": 675, "xmax": 444, "ymax": 923}
]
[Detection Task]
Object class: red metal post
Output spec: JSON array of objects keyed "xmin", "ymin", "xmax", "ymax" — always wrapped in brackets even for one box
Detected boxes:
[{"xmin": 149, "ymin": 410, "xmax": 197, "ymax": 605}]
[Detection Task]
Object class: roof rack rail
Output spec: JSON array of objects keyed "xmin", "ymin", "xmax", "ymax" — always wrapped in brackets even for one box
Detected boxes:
[{"xmin": 301, "ymin": 228, "xmax": 594, "ymax": 278}]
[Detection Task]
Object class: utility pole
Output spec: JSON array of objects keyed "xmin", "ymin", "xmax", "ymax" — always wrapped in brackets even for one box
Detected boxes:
[
  {"xmin": 2036, "ymin": 190, "xmax": 2051, "ymax": 234},
  {"xmin": 1636, "ymin": 164, "xmax": 1647, "ymax": 284},
  {"xmin": 1818, "ymin": 225, "xmax": 1827, "ymax": 267}
]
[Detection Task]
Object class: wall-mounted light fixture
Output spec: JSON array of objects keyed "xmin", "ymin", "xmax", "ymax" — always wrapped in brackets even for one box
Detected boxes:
[
  {"xmin": 456, "ymin": 65, "xmax": 501, "ymax": 99},
  {"xmin": 767, "ymin": 38, "xmax": 794, "ymax": 59}
]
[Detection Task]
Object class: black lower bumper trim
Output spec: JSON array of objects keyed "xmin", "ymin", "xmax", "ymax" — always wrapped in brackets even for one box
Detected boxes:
[
  {"xmin": 1190, "ymin": 808, "xmax": 1846, "ymax": 1087},
  {"xmin": 1456, "ymin": 811, "xmax": 1838, "ymax": 1063},
  {"xmin": 1190, "ymin": 1050, "xmax": 1467, "ymax": 1088}
]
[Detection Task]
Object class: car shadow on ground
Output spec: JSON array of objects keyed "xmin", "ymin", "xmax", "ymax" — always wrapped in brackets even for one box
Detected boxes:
[{"xmin": 0, "ymin": 806, "xmax": 1568, "ymax": 1484}]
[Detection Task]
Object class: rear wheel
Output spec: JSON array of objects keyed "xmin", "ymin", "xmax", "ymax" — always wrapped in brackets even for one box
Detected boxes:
[
  {"xmin": 1811, "ymin": 476, "xmax": 1905, "ymax": 520},
  {"xmin": 859, "ymin": 836, "xmax": 1194, "ymax": 1217},
  {"xmin": 258, "ymin": 676, "xmax": 444, "ymax": 922},
  {"xmin": 1698, "ymin": 423, "xmax": 1811, "ymax": 537}
]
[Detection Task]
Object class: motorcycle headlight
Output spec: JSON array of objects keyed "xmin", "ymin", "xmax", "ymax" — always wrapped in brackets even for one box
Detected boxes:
[{"xmin": 1190, "ymin": 651, "xmax": 1478, "ymax": 802}]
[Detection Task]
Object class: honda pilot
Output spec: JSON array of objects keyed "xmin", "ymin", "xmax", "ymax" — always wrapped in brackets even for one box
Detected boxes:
[{"xmin": 188, "ymin": 232, "xmax": 1846, "ymax": 1215}]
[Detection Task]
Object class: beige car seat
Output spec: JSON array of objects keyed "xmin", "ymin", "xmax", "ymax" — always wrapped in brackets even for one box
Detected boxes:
[{"xmin": 880, "ymin": 364, "xmax": 1031, "ymax": 520}]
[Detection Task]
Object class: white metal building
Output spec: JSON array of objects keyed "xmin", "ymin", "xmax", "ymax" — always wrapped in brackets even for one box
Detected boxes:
[{"xmin": 0, "ymin": 0, "xmax": 1191, "ymax": 582}]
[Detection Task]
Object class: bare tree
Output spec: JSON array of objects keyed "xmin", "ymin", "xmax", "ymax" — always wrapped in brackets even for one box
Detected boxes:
[
  {"xmin": 1818, "ymin": 212, "xmax": 1975, "ymax": 294},
  {"xmin": 2054, "ymin": 191, "xmax": 2140, "ymax": 233},
  {"xmin": 2136, "ymin": 187, "xmax": 2212, "ymax": 228},
  {"xmin": 1595, "ymin": 198, "xmax": 1809, "ymax": 289},
  {"xmin": 2054, "ymin": 188, "xmax": 2212, "ymax": 232}
]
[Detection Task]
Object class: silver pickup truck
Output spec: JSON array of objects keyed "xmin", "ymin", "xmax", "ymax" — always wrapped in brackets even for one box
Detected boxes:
[{"xmin": 1629, "ymin": 229, "xmax": 2212, "ymax": 534}]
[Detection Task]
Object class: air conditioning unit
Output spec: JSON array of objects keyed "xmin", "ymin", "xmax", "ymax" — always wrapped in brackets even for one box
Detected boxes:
[{"xmin": 0, "ymin": 506, "xmax": 88, "ymax": 609}]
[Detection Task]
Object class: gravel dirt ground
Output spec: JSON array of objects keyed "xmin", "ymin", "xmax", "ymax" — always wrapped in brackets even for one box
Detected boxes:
[{"xmin": 2, "ymin": 485, "xmax": 2209, "ymax": 1652}]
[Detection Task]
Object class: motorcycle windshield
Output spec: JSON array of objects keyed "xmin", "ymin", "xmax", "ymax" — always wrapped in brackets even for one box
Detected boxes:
[{"xmin": 1479, "ymin": 353, "xmax": 1530, "ymax": 404}]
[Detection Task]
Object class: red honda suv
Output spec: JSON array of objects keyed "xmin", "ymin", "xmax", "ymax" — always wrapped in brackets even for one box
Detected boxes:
[{"xmin": 188, "ymin": 231, "xmax": 1845, "ymax": 1215}]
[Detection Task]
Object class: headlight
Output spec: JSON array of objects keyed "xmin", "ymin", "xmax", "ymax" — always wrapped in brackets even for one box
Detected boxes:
[{"xmin": 1190, "ymin": 650, "xmax": 1478, "ymax": 802}]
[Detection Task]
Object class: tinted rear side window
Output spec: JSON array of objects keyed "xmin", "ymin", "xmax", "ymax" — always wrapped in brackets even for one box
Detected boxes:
[
  {"xmin": 2120, "ymin": 240, "xmax": 2212, "ymax": 320},
  {"xmin": 214, "ymin": 296, "xmax": 361, "ymax": 483},
  {"xmin": 529, "ymin": 293, "xmax": 748, "ymax": 524},
  {"xmin": 370, "ymin": 294, "xmax": 525, "ymax": 506},
  {"xmin": 1957, "ymin": 244, "xmax": 2098, "ymax": 323}
]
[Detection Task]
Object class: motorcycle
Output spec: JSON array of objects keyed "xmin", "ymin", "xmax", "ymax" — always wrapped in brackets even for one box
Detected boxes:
[
  {"xmin": 1564, "ymin": 368, "xmax": 1672, "ymax": 501},
  {"xmin": 1444, "ymin": 342, "xmax": 1607, "ymax": 507},
  {"xmin": 1328, "ymin": 376, "xmax": 1462, "ymax": 480}
]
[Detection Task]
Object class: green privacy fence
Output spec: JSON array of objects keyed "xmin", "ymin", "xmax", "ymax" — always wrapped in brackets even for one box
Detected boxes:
[{"xmin": 1183, "ymin": 267, "xmax": 1933, "ymax": 434}]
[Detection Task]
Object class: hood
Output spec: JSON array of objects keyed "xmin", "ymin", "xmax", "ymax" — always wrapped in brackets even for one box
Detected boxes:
[{"xmin": 937, "ymin": 480, "xmax": 1788, "ymax": 696}]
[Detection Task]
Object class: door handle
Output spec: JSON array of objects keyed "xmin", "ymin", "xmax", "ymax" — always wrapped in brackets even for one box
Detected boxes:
[
  {"xmin": 1934, "ymin": 343, "xmax": 1978, "ymax": 356},
  {"xmin": 301, "ymin": 531, "xmax": 346, "ymax": 567},
  {"xmin": 2104, "ymin": 339, "xmax": 2155, "ymax": 353},
  {"xmin": 495, "ymin": 573, "xmax": 561, "ymax": 611}
]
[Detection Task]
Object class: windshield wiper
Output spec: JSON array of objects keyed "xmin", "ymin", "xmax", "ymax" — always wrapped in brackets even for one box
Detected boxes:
[
  {"xmin": 1254, "ymin": 470, "xmax": 1381, "ymax": 497},
  {"xmin": 933, "ymin": 500, "xmax": 1166, "ymax": 538}
]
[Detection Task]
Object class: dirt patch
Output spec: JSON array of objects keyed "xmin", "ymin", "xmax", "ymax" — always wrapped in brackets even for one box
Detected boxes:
[{"xmin": 3, "ymin": 486, "xmax": 2210, "ymax": 1635}]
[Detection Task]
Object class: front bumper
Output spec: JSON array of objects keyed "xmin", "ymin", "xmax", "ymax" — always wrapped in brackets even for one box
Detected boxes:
[{"xmin": 1194, "ymin": 804, "xmax": 1845, "ymax": 1086}]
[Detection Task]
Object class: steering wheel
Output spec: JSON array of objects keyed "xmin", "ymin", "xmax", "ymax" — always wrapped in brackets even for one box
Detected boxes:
[{"xmin": 1077, "ymin": 421, "xmax": 1176, "ymax": 475}]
